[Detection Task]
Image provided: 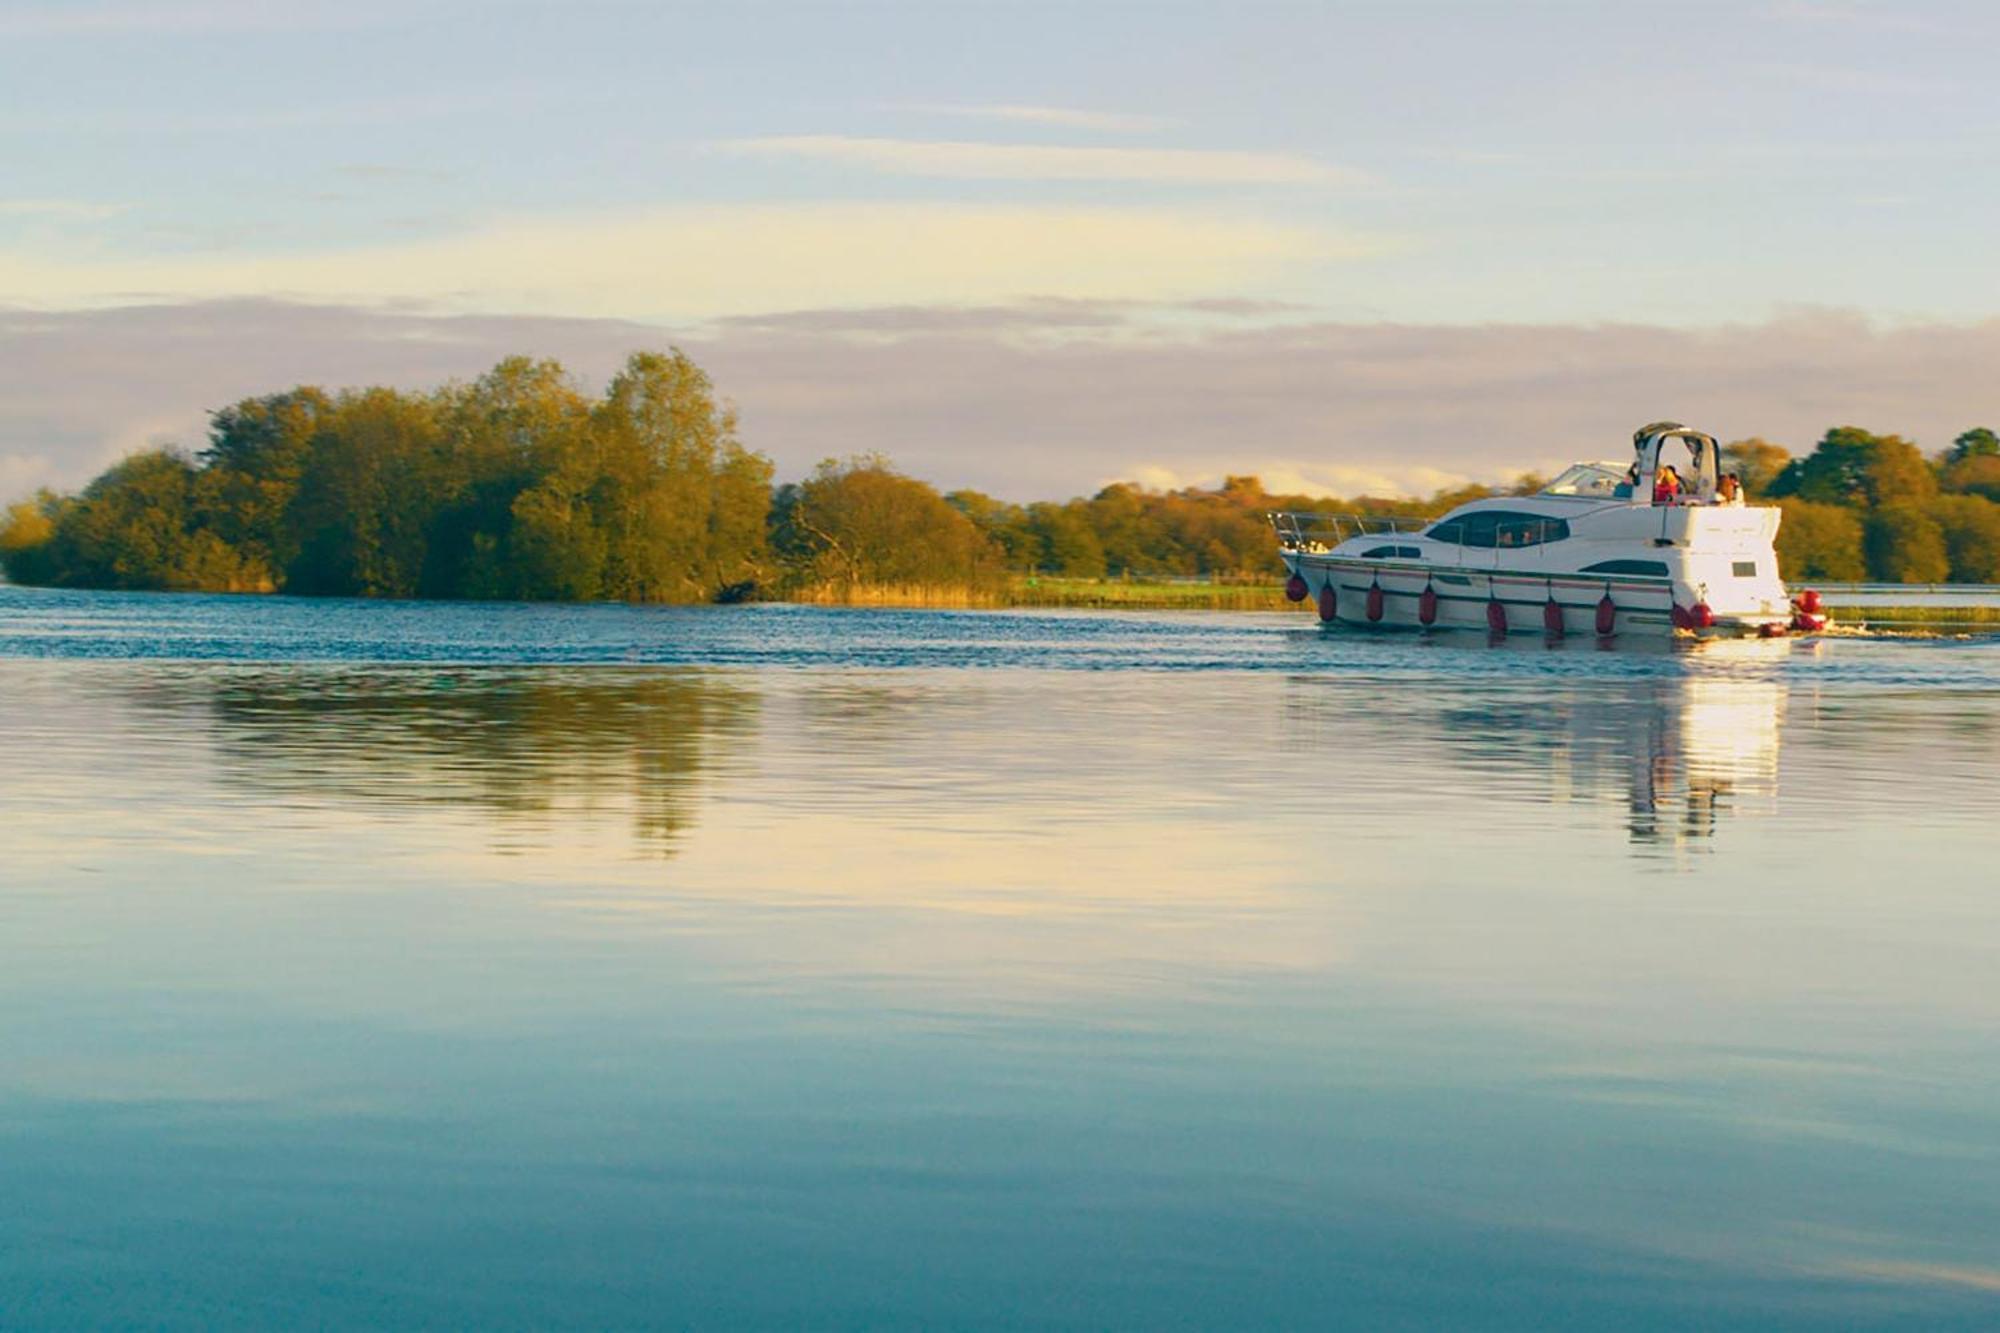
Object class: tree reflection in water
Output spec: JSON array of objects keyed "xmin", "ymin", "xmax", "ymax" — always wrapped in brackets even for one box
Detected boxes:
[{"xmin": 133, "ymin": 667, "xmax": 757, "ymax": 856}]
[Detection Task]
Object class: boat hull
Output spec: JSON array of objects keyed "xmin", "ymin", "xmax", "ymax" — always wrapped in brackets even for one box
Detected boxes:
[{"xmin": 1287, "ymin": 555, "xmax": 1784, "ymax": 636}]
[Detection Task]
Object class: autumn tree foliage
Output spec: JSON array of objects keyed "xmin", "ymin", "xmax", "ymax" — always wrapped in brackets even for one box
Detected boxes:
[
  {"xmin": 774, "ymin": 456, "xmax": 998, "ymax": 591},
  {"xmin": 8, "ymin": 386, "xmax": 2000, "ymax": 594},
  {"xmin": 1760, "ymin": 424, "xmax": 2000, "ymax": 582},
  {"xmin": 2, "ymin": 351, "xmax": 771, "ymax": 602},
  {"xmin": 1720, "ymin": 439, "xmax": 1790, "ymax": 498}
]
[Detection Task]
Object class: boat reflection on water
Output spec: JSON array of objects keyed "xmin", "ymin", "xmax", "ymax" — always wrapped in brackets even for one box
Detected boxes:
[
  {"xmin": 1627, "ymin": 671, "xmax": 1782, "ymax": 850},
  {"xmin": 1284, "ymin": 637, "xmax": 1789, "ymax": 859}
]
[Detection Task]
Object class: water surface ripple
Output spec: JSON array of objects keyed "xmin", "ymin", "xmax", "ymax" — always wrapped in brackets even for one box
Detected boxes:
[{"xmin": 2, "ymin": 586, "xmax": 1997, "ymax": 1330}]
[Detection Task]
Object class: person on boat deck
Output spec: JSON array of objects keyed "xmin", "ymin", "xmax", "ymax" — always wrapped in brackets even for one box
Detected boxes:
[
  {"xmin": 1653, "ymin": 465, "xmax": 1683, "ymax": 505},
  {"xmin": 1718, "ymin": 472, "xmax": 1742, "ymax": 505},
  {"xmin": 1615, "ymin": 462, "xmax": 1639, "ymax": 499}
]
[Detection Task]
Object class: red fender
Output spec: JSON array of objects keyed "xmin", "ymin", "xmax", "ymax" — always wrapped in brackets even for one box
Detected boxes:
[
  {"xmin": 1799, "ymin": 588, "xmax": 1822, "ymax": 615},
  {"xmin": 1671, "ymin": 604, "xmax": 1695, "ymax": 631},
  {"xmin": 1543, "ymin": 598, "xmax": 1564, "ymax": 636},
  {"xmin": 1595, "ymin": 593, "xmax": 1616, "ymax": 636},
  {"xmin": 1317, "ymin": 583, "xmax": 1338, "ymax": 622},
  {"xmin": 1486, "ymin": 600, "xmax": 1508, "ymax": 635},
  {"xmin": 1284, "ymin": 572, "xmax": 1308, "ymax": 602},
  {"xmin": 1418, "ymin": 585, "xmax": 1439, "ymax": 625},
  {"xmin": 1366, "ymin": 583, "xmax": 1385, "ymax": 622},
  {"xmin": 1692, "ymin": 601, "xmax": 1715, "ymax": 629}
]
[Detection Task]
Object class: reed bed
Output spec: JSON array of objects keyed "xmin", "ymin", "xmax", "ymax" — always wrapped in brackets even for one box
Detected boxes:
[
  {"xmin": 785, "ymin": 581, "xmax": 1014, "ymax": 608},
  {"xmin": 1827, "ymin": 604, "xmax": 2000, "ymax": 625},
  {"xmin": 793, "ymin": 584, "xmax": 2000, "ymax": 621},
  {"xmin": 786, "ymin": 578, "xmax": 1307, "ymax": 611}
]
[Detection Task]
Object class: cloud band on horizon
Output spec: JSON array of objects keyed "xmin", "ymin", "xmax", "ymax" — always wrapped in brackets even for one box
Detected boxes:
[{"xmin": 4, "ymin": 299, "xmax": 1997, "ymax": 507}]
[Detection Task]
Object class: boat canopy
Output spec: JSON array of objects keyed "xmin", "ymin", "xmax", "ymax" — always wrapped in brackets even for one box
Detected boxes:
[{"xmin": 1636, "ymin": 425, "xmax": 1721, "ymax": 503}]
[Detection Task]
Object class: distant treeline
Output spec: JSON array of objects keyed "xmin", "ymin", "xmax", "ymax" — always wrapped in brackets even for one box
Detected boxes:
[
  {"xmin": 3, "ymin": 350, "xmax": 1998, "ymax": 598},
  {"xmin": 1731, "ymin": 429, "xmax": 2000, "ymax": 583}
]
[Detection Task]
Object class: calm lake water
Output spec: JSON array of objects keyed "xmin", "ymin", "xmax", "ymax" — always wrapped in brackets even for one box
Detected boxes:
[{"xmin": 3, "ymin": 585, "xmax": 1998, "ymax": 1330}]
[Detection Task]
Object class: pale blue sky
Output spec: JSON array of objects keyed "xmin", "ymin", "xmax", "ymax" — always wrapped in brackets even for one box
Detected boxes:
[{"xmin": 2, "ymin": 1, "xmax": 1997, "ymax": 496}]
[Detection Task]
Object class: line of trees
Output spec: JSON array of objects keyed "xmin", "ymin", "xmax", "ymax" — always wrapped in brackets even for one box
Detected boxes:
[
  {"xmin": 2, "ymin": 350, "xmax": 1996, "ymax": 596},
  {"xmin": 1728, "ymin": 427, "xmax": 2000, "ymax": 582},
  {"xmin": 2, "ymin": 353, "xmax": 772, "ymax": 601}
]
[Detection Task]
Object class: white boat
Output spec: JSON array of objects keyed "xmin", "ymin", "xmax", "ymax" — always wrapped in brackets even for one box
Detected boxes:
[{"xmin": 1272, "ymin": 423, "xmax": 1826, "ymax": 637}]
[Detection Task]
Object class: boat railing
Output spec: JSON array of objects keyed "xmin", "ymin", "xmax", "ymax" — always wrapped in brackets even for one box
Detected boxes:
[{"xmin": 1269, "ymin": 511, "xmax": 1429, "ymax": 552}]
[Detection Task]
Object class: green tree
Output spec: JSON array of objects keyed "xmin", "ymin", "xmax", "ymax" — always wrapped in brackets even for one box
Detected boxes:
[
  {"xmin": 1770, "ymin": 427, "xmax": 1936, "ymax": 507},
  {"xmin": 1775, "ymin": 499, "xmax": 1865, "ymax": 581},
  {"xmin": 704, "ymin": 441, "xmax": 776, "ymax": 599},
  {"xmin": 197, "ymin": 387, "xmax": 333, "ymax": 581},
  {"xmin": 1940, "ymin": 453, "xmax": 2000, "ymax": 504},
  {"xmin": 591, "ymin": 349, "xmax": 768, "ymax": 602},
  {"xmin": 285, "ymin": 388, "xmax": 447, "ymax": 597},
  {"xmin": 38, "ymin": 449, "xmax": 261, "ymax": 591},
  {"xmin": 1086, "ymin": 483, "xmax": 1170, "ymax": 575},
  {"xmin": 419, "ymin": 357, "xmax": 589, "ymax": 598},
  {"xmin": 1933, "ymin": 495, "xmax": 2000, "ymax": 583},
  {"xmin": 1720, "ymin": 438, "xmax": 1790, "ymax": 497},
  {"xmin": 1776, "ymin": 428, "xmax": 1944, "ymax": 506},
  {"xmin": 0, "ymin": 491, "xmax": 67, "ymax": 584},
  {"xmin": 948, "ymin": 490, "xmax": 1037, "ymax": 568},
  {"xmin": 1864, "ymin": 504, "xmax": 1950, "ymax": 583},
  {"xmin": 1947, "ymin": 427, "xmax": 1999, "ymax": 464},
  {"xmin": 780, "ymin": 455, "xmax": 997, "ymax": 589},
  {"xmin": 1024, "ymin": 500, "xmax": 1107, "ymax": 577}
]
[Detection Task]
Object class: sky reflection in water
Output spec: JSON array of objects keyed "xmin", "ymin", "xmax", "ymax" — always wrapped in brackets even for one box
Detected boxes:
[{"xmin": 2, "ymin": 591, "xmax": 1998, "ymax": 1329}]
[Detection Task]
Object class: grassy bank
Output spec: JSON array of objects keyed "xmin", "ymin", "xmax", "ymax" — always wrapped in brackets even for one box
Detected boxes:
[
  {"xmin": 1827, "ymin": 604, "xmax": 2000, "ymax": 625},
  {"xmin": 1002, "ymin": 578, "xmax": 1300, "ymax": 611},
  {"xmin": 793, "ymin": 581, "xmax": 2000, "ymax": 621}
]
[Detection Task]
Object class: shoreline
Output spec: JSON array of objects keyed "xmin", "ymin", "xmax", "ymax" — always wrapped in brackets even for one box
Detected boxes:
[{"xmin": 7, "ymin": 575, "xmax": 2000, "ymax": 626}]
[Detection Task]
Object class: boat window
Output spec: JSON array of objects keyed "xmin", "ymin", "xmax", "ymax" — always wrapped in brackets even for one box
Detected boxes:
[
  {"xmin": 1580, "ymin": 559, "xmax": 1671, "ymax": 577},
  {"xmin": 1362, "ymin": 545, "xmax": 1423, "ymax": 559},
  {"xmin": 1459, "ymin": 511, "xmax": 1570, "ymax": 548},
  {"xmin": 1733, "ymin": 560, "xmax": 1757, "ymax": 578},
  {"xmin": 1426, "ymin": 518, "xmax": 1465, "ymax": 544},
  {"xmin": 1541, "ymin": 463, "xmax": 1627, "ymax": 497}
]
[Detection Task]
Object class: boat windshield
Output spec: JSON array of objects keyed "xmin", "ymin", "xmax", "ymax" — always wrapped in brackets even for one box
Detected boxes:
[{"xmin": 1541, "ymin": 463, "xmax": 1628, "ymax": 497}]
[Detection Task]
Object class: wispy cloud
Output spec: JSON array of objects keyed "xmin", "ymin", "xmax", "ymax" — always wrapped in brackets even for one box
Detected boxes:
[
  {"xmin": 336, "ymin": 164, "xmax": 455, "ymax": 184},
  {"xmin": 1767, "ymin": 1, "xmax": 1947, "ymax": 35},
  {"xmin": 908, "ymin": 103, "xmax": 1179, "ymax": 133},
  {"xmin": 1839, "ymin": 1260, "xmax": 2000, "ymax": 1293},
  {"xmin": 0, "ymin": 1, "xmax": 371, "ymax": 36},
  {"xmin": 1123, "ymin": 461, "xmax": 1476, "ymax": 500},
  {"xmin": 0, "ymin": 203, "xmax": 1360, "ymax": 319},
  {"xmin": 1749, "ymin": 60, "xmax": 1952, "ymax": 97},
  {"xmin": 713, "ymin": 136, "xmax": 1367, "ymax": 186},
  {"xmin": 0, "ymin": 199, "xmax": 127, "ymax": 221}
]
